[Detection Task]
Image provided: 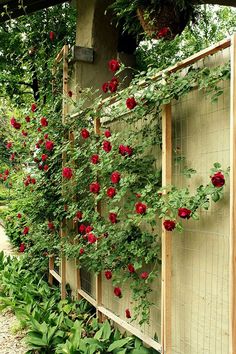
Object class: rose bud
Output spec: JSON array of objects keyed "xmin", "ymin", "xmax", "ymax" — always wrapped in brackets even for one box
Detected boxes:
[
  {"xmin": 163, "ymin": 220, "xmax": 176, "ymax": 231},
  {"xmin": 211, "ymin": 172, "xmax": 225, "ymax": 188},
  {"xmin": 105, "ymin": 270, "xmax": 112, "ymax": 280},
  {"xmin": 178, "ymin": 208, "xmax": 191, "ymax": 219}
]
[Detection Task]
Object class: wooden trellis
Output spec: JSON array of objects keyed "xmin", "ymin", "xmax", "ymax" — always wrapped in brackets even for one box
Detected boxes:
[
  {"xmin": 49, "ymin": 44, "xmax": 69, "ymax": 299},
  {"xmin": 49, "ymin": 36, "xmax": 236, "ymax": 354}
]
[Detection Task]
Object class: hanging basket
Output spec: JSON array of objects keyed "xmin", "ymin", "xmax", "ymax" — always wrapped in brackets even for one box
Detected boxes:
[{"xmin": 137, "ymin": 4, "xmax": 190, "ymax": 39}]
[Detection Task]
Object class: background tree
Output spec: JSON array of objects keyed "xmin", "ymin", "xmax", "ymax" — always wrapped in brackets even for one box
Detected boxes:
[{"xmin": 0, "ymin": 2, "xmax": 76, "ymax": 106}]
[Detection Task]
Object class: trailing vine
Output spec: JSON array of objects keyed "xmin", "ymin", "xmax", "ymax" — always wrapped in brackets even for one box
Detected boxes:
[{"xmin": 1, "ymin": 57, "xmax": 230, "ymax": 324}]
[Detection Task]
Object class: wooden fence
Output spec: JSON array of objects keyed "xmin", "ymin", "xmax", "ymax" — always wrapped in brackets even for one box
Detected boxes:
[{"xmin": 48, "ymin": 35, "xmax": 236, "ymax": 354}]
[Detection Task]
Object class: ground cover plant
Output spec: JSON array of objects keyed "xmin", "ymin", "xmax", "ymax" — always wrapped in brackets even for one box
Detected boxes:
[{"xmin": 0, "ymin": 252, "xmax": 159, "ymax": 354}]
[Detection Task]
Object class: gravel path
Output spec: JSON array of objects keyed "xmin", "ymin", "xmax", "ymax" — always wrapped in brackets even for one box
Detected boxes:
[
  {"xmin": 0, "ymin": 311, "xmax": 28, "ymax": 354},
  {"xmin": 0, "ymin": 226, "xmax": 28, "ymax": 353}
]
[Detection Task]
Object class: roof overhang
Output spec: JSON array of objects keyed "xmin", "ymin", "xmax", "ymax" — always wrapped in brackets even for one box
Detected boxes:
[{"xmin": 0, "ymin": 0, "xmax": 67, "ymax": 22}]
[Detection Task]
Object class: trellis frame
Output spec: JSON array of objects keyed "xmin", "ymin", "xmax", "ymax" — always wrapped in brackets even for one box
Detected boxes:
[
  {"xmin": 50, "ymin": 36, "xmax": 236, "ymax": 354},
  {"xmin": 49, "ymin": 44, "xmax": 69, "ymax": 300}
]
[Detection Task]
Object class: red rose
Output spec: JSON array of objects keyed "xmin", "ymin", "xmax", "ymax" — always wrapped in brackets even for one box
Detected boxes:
[
  {"xmin": 102, "ymin": 82, "xmax": 109, "ymax": 93},
  {"xmin": 79, "ymin": 224, "xmax": 86, "ymax": 234},
  {"xmin": 109, "ymin": 212, "xmax": 118, "ymax": 224},
  {"xmin": 163, "ymin": 220, "xmax": 176, "ymax": 231},
  {"xmin": 119, "ymin": 145, "xmax": 133, "ymax": 157},
  {"xmin": 105, "ymin": 270, "xmax": 112, "ymax": 280},
  {"xmin": 45, "ymin": 140, "xmax": 54, "ymax": 151},
  {"xmin": 44, "ymin": 165, "xmax": 49, "ymax": 171},
  {"xmin": 49, "ymin": 31, "xmax": 55, "ymax": 41},
  {"xmin": 62, "ymin": 167, "xmax": 73, "ymax": 179},
  {"xmin": 42, "ymin": 154, "xmax": 48, "ymax": 161},
  {"xmin": 17, "ymin": 213, "xmax": 22, "ymax": 219},
  {"xmin": 31, "ymin": 103, "xmax": 37, "ymax": 112},
  {"xmin": 178, "ymin": 208, "xmax": 191, "ymax": 219},
  {"xmin": 10, "ymin": 117, "xmax": 16, "ymax": 127},
  {"xmin": 111, "ymin": 76, "xmax": 118, "ymax": 86},
  {"xmin": 90, "ymin": 182, "xmax": 100, "ymax": 194},
  {"xmin": 114, "ymin": 287, "xmax": 122, "ymax": 297},
  {"xmin": 81, "ymin": 128, "xmax": 90, "ymax": 139},
  {"xmin": 211, "ymin": 172, "xmax": 225, "ymax": 187},
  {"xmin": 31, "ymin": 178, "xmax": 36, "ymax": 184},
  {"xmin": 22, "ymin": 130, "xmax": 28, "ymax": 137},
  {"xmin": 108, "ymin": 59, "xmax": 120, "ymax": 72},
  {"xmin": 135, "ymin": 202, "xmax": 147, "ymax": 215},
  {"xmin": 109, "ymin": 81, "xmax": 118, "ymax": 93},
  {"xmin": 88, "ymin": 233, "xmax": 97, "ymax": 244},
  {"xmin": 44, "ymin": 133, "xmax": 48, "ymax": 139},
  {"xmin": 111, "ymin": 171, "xmax": 121, "ymax": 184},
  {"xmin": 107, "ymin": 187, "xmax": 116, "ymax": 198},
  {"xmin": 157, "ymin": 27, "xmax": 170, "ymax": 39},
  {"xmin": 76, "ymin": 211, "xmax": 83, "ymax": 220},
  {"xmin": 91, "ymin": 154, "xmax": 99, "ymax": 164},
  {"xmin": 6, "ymin": 142, "xmax": 13, "ymax": 149},
  {"xmin": 4, "ymin": 170, "xmax": 9, "ymax": 176},
  {"xmin": 10, "ymin": 153, "xmax": 15, "ymax": 161},
  {"xmin": 68, "ymin": 90, "xmax": 73, "ymax": 97},
  {"xmin": 10, "ymin": 117, "xmax": 21, "ymax": 130},
  {"xmin": 140, "ymin": 272, "xmax": 149, "ymax": 280},
  {"xmin": 37, "ymin": 127, "xmax": 41, "ymax": 132},
  {"xmin": 40, "ymin": 117, "xmax": 48, "ymax": 127},
  {"xmin": 104, "ymin": 130, "xmax": 111, "ymax": 138},
  {"xmin": 125, "ymin": 309, "xmax": 131, "ymax": 318},
  {"xmin": 79, "ymin": 248, "xmax": 84, "ymax": 255},
  {"xmin": 23, "ymin": 226, "xmax": 29, "ymax": 235},
  {"xmin": 38, "ymin": 164, "xmax": 43, "ymax": 170},
  {"xmin": 25, "ymin": 116, "xmax": 30, "ymax": 123},
  {"xmin": 48, "ymin": 222, "xmax": 54, "ymax": 230},
  {"xmin": 14, "ymin": 122, "xmax": 21, "ymax": 130},
  {"xmin": 128, "ymin": 264, "xmax": 135, "ymax": 273},
  {"xmin": 86, "ymin": 225, "xmax": 93, "ymax": 233},
  {"xmin": 126, "ymin": 97, "xmax": 137, "ymax": 110},
  {"xmin": 103, "ymin": 140, "xmax": 112, "ymax": 153},
  {"xmin": 19, "ymin": 243, "xmax": 26, "ymax": 253}
]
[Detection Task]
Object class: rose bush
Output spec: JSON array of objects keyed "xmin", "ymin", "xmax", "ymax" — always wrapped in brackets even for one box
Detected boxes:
[{"xmin": 0, "ymin": 56, "xmax": 230, "ymax": 326}]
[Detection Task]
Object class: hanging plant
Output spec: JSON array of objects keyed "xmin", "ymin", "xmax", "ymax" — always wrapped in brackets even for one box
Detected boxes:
[{"xmin": 109, "ymin": 0, "xmax": 198, "ymax": 39}]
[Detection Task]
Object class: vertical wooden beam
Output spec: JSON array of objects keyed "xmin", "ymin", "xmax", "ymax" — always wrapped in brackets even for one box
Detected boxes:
[
  {"xmin": 62, "ymin": 45, "xmax": 69, "ymax": 121},
  {"xmin": 94, "ymin": 116, "xmax": 103, "ymax": 320},
  {"xmin": 230, "ymin": 33, "xmax": 236, "ymax": 354},
  {"xmin": 161, "ymin": 104, "xmax": 172, "ymax": 354},
  {"xmin": 48, "ymin": 255, "xmax": 54, "ymax": 285},
  {"xmin": 61, "ymin": 45, "xmax": 69, "ymax": 300}
]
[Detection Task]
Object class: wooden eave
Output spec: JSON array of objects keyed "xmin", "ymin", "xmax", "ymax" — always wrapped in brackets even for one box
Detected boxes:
[{"xmin": 0, "ymin": 0, "xmax": 67, "ymax": 22}]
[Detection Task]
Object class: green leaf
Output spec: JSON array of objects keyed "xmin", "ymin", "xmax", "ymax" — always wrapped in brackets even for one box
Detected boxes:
[
  {"xmin": 212, "ymin": 192, "xmax": 220, "ymax": 202},
  {"xmin": 107, "ymin": 338, "xmax": 132, "ymax": 352},
  {"xmin": 213, "ymin": 162, "xmax": 221, "ymax": 169}
]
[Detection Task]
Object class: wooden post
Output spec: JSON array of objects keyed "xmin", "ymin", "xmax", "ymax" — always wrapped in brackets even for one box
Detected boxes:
[
  {"xmin": 161, "ymin": 104, "xmax": 172, "ymax": 354},
  {"xmin": 94, "ymin": 116, "xmax": 103, "ymax": 320},
  {"xmin": 230, "ymin": 33, "xmax": 236, "ymax": 354},
  {"xmin": 48, "ymin": 255, "xmax": 54, "ymax": 285}
]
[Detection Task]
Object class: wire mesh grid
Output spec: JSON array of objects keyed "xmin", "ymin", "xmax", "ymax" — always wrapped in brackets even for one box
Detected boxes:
[{"xmin": 171, "ymin": 49, "xmax": 230, "ymax": 354}]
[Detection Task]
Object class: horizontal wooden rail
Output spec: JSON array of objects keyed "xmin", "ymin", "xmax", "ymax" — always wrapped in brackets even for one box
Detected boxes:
[
  {"xmin": 77, "ymin": 289, "xmax": 97, "ymax": 307},
  {"xmin": 49, "ymin": 269, "xmax": 62, "ymax": 283},
  {"xmin": 97, "ymin": 306, "xmax": 162, "ymax": 352},
  {"xmin": 99, "ymin": 37, "xmax": 231, "ymax": 109}
]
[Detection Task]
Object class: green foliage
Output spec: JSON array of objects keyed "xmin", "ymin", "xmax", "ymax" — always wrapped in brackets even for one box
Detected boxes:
[
  {"xmin": 0, "ymin": 3, "xmax": 76, "ymax": 105},
  {"xmin": 109, "ymin": 0, "xmax": 196, "ymax": 37},
  {"xmin": 0, "ymin": 252, "xmax": 159, "ymax": 354},
  {"xmin": 136, "ymin": 6, "xmax": 236, "ymax": 70}
]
